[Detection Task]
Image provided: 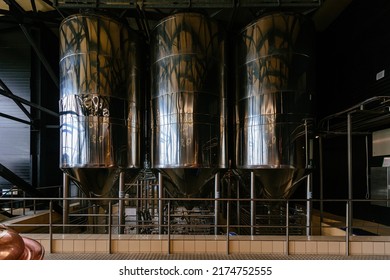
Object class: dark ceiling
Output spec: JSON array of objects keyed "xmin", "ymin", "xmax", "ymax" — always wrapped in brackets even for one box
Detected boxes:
[{"xmin": 0, "ymin": 0, "xmax": 349, "ymax": 36}]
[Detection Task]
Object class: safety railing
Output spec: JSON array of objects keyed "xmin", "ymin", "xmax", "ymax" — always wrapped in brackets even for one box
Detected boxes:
[
  {"xmin": 0, "ymin": 185, "xmax": 62, "ymax": 216},
  {"xmin": 1, "ymin": 197, "xmax": 390, "ymax": 256}
]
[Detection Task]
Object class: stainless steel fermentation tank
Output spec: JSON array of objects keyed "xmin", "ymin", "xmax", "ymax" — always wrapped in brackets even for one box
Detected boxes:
[
  {"xmin": 151, "ymin": 13, "xmax": 227, "ymax": 196},
  {"xmin": 236, "ymin": 12, "xmax": 315, "ymax": 199},
  {"xmin": 59, "ymin": 13, "xmax": 141, "ymax": 199}
]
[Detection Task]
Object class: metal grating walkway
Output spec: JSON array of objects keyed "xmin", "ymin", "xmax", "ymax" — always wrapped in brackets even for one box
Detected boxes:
[{"xmin": 43, "ymin": 253, "xmax": 390, "ymax": 260}]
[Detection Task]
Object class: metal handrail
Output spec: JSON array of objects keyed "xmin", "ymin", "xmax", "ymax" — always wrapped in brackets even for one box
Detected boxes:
[{"xmin": 2, "ymin": 196, "xmax": 390, "ymax": 256}]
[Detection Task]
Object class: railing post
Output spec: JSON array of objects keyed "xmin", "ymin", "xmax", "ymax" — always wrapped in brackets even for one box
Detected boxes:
[
  {"xmin": 237, "ymin": 182, "xmax": 240, "ymax": 234},
  {"xmin": 347, "ymin": 113, "xmax": 353, "ymax": 237},
  {"xmin": 215, "ymin": 172, "xmax": 220, "ymax": 235},
  {"xmin": 346, "ymin": 202, "xmax": 349, "ymax": 256},
  {"xmin": 319, "ymin": 136, "xmax": 324, "ymax": 235},
  {"xmin": 167, "ymin": 201, "xmax": 171, "ymax": 255},
  {"xmin": 49, "ymin": 200, "xmax": 53, "ymax": 253},
  {"xmin": 286, "ymin": 200, "xmax": 289, "ymax": 256},
  {"xmin": 250, "ymin": 172, "xmax": 256, "ymax": 236},
  {"xmin": 23, "ymin": 191, "xmax": 26, "ymax": 216},
  {"xmin": 306, "ymin": 174, "xmax": 312, "ymax": 236},
  {"xmin": 136, "ymin": 181, "xmax": 140, "ymax": 234},
  {"xmin": 108, "ymin": 201, "xmax": 112, "ymax": 254},
  {"xmin": 118, "ymin": 171, "xmax": 125, "ymax": 234},
  {"xmin": 226, "ymin": 200, "xmax": 230, "ymax": 255},
  {"xmin": 63, "ymin": 173, "xmax": 70, "ymax": 234}
]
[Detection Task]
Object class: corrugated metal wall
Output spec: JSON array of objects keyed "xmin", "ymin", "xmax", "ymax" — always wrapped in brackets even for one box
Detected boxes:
[{"xmin": 0, "ymin": 28, "xmax": 31, "ymax": 188}]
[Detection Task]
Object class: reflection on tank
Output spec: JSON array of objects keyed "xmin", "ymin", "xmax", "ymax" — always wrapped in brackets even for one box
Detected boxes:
[
  {"xmin": 150, "ymin": 12, "xmax": 227, "ymax": 197},
  {"xmin": 53, "ymin": 12, "xmax": 314, "ymax": 237},
  {"xmin": 59, "ymin": 13, "xmax": 142, "ymax": 199},
  {"xmin": 236, "ymin": 12, "xmax": 315, "ymax": 199}
]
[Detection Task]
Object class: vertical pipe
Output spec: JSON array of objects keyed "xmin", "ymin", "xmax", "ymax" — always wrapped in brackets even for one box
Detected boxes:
[
  {"xmin": 305, "ymin": 119, "xmax": 312, "ymax": 235},
  {"xmin": 145, "ymin": 181, "xmax": 149, "ymax": 215},
  {"xmin": 306, "ymin": 174, "xmax": 312, "ymax": 236},
  {"xmin": 251, "ymin": 171, "xmax": 256, "ymax": 236},
  {"xmin": 158, "ymin": 172, "xmax": 164, "ymax": 234},
  {"xmin": 305, "ymin": 119, "xmax": 309, "ymax": 167},
  {"xmin": 118, "ymin": 171, "xmax": 125, "ymax": 234},
  {"xmin": 92, "ymin": 204, "xmax": 98, "ymax": 234},
  {"xmin": 63, "ymin": 173, "xmax": 70, "ymax": 233},
  {"xmin": 215, "ymin": 172, "xmax": 220, "ymax": 235},
  {"xmin": 151, "ymin": 183, "xmax": 155, "ymax": 218},
  {"xmin": 347, "ymin": 113, "xmax": 353, "ymax": 236},
  {"xmin": 319, "ymin": 136, "xmax": 324, "ymax": 235}
]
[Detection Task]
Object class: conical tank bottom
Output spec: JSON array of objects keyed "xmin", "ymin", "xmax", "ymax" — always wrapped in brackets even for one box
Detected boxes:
[
  {"xmin": 161, "ymin": 168, "xmax": 217, "ymax": 197},
  {"xmin": 252, "ymin": 168, "xmax": 305, "ymax": 199},
  {"xmin": 63, "ymin": 167, "xmax": 120, "ymax": 199}
]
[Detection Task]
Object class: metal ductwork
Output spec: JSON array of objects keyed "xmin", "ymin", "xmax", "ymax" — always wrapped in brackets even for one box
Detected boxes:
[
  {"xmin": 59, "ymin": 13, "xmax": 142, "ymax": 199},
  {"xmin": 151, "ymin": 12, "xmax": 227, "ymax": 196},
  {"xmin": 235, "ymin": 12, "xmax": 315, "ymax": 199}
]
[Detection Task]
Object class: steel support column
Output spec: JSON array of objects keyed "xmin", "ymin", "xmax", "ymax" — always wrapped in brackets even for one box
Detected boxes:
[
  {"xmin": 118, "ymin": 171, "xmax": 125, "ymax": 234},
  {"xmin": 251, "ymin": 171, "xmax": 256, "ymax": 236},
  {"xmin": 214, "ymin": 172, "xmax": 220, "ymax": 235},
  {"xmin": 62, "ymin": 173, "xmax": 70, "ymax": 233},
  {"xmin": 347, "ymin": 113, "xmax": 353, "ymax": 238},
  {"xmin": 306, "ymin": 173, "xmax": 312, "ymax": 236},
  {"xmin": 158, "ymin": 172, "xmax": 164, "ymax": 234},
  {"xmin": 319, "ymin": 136, "xmax": 324, "ymax": 235}
]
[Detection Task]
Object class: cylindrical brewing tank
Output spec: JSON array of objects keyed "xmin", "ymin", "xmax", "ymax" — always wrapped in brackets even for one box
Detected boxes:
[
  {"xmin": 151, "ymin": 13, "xmax": 227, "ymax": 196},
  {"xmin": 235, "ymin": 12, "xmax": 315, "ymax": 198},
  {"xmin": 59, "ymin": 13, "xmax": 141, "ymax": 197}
]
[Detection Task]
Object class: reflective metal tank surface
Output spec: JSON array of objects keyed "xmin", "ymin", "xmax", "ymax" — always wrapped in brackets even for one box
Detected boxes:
[
  {"xmin": 151, "ymin": 13, "xmax": 227, "ymax": 196},
  {"xmin": 235, "ymin": 12, "xmax": 315, "ymax": 198},
  {"xmin": 59, "ymin": 13, "xmax": 141, "ymax": 197},
  {"xmin": 0, "ymin": 225, "xmax": 44, "ymax": 260}
]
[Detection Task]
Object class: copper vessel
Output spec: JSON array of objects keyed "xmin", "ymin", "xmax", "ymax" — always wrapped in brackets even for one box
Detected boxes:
[{"xmin": 0, "ymin": 225, "xmax": 44, "ymax": 260}]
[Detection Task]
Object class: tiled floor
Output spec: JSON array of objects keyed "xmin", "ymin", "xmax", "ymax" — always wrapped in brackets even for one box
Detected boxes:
[{"xmin": 43, "ymin": 252, "xmax": 390, "ymax": 260}]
